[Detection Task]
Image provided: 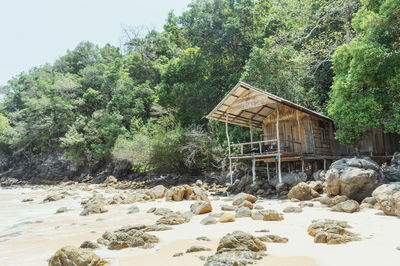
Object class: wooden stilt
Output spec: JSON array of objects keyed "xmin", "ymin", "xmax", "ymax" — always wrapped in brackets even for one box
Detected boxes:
[
  {"xmin": 225, "ymin": 113, "xmax": 232, "ymax": 184},
  {"xmin": 323, "ymin": 159, "xmax": 327, "ymax": 171},
  {"xmin": 252, "ymin": 158, "xmax": 256, "ymax": 185},
  {"xmin": 267, "ymin": 162, "xmax": 270, "ymax": 182},
  {"xmin": 301, "ymin": 159, "xmax": 305, "ymax": 172},
  {"xmin": 276, "ymin": 105, "xmax": 282, "ymax": 183}
]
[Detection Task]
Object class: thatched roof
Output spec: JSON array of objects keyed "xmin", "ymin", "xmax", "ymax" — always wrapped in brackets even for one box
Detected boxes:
[{"xmin": 206, "ymin": 81, "xmax": 331, "ymax": 129}]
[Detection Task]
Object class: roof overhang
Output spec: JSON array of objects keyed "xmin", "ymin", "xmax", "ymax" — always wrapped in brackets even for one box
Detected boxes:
[{"xmin": 206, "ymin": 81, "xmax": 332, "ymax": 129}]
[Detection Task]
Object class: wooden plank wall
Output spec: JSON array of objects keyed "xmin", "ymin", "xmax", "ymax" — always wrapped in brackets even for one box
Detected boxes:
[{"xmin": 310, "ymin": 117, "xmax": 333, "ymax": 155}]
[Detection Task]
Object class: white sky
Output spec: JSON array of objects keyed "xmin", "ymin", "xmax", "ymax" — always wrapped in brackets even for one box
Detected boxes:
[{"xmin": 0, "ymin": 0, "xmax": 193, "ymax": 86}]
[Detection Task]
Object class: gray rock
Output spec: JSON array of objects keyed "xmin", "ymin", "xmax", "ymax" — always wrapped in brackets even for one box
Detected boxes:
[
  {"xmin": 200, "ymin": 216, "xmax": 217, "ymax": 225},
  {"xmin": 372, "ymin": 184, "xmax": 400, "ymax": 217},
  {"xmin": 186, "ymin": 245, "xmax": 211, "ymax": 253},
  {"xmin": 48, "ymin": 246, "xmax": 107, "ymax": 266},
  {"xmin": 282, "ymin": 206, "xmax": 303, "ymax": 213},
  {"xmin": 235, "ymin": 207, "xmax": 252, "ymax": 218}
]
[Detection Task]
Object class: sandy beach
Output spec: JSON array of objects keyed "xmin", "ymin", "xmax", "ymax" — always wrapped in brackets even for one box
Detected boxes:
[{"xmin": 0, "ymin": 185, "xmax": 399, "ymax": 266}]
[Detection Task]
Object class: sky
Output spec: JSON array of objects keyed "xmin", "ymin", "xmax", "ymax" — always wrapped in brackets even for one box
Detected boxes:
[{"xmin": 0, "ymin": 0, "xmax": 193, "ymax": 86}]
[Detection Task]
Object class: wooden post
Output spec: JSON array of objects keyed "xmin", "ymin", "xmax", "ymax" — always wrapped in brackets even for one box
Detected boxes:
[
  {"xmin": 276, "ymin": 105, "xmax": 282, "ymax": 183},
  {"xmin": 301, "ymin": 159, "xmax": 305, "ymax": 172},
  {"xmin": 226, "ymin": 113, "xmax": 233, "ymax": 185},
  {"xmin": 324, "ymin": 159, "xmax": 327, "ymax": 171},
  {"xmin": 252, "ymin": 158, "xmax": 256, "ymax": 185},
  {"xmin": 296, "ymin": 110, "xmax": 302, "ymax": 154},
  {"xmin": 249, "ymin": 119, "xmax": 254, "ymax": 149},
  {"xmin": 267, "ymin": 162, "xmax": 270, "ymax": 182}
]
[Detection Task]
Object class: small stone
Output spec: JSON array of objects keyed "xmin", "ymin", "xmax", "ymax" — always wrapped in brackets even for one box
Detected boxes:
[
  {"xmin": 22, "ymin": 198, "xmax": 34, "ymax": 202},
  {"xmin": 80, "ymin": 241, "xmax": 100, "ymax": 249},
  {"xmin": 200, "ymin": 216, "xmax": 217, "ymax": 225},
  {"xmin": 56, "ymin": 207, "xmax": 68, "ymax": 214},
  {"xmin": 235, "ymin": 207, "xmax": 252, "ymax": 218},
  {"xmin": 190, "ymin": 201, "xmax": 212, "ymax": 215},
  {"xmin": 299, "ymin": 202, "xmax": 313, "ymax": 207},
  {"xmin": 221, "ymin": 205, "xmax": 237, "ymax": 211},
  {"xmin": 218, "ymin": 213, "xmax": 235, "ymax": 223},
  {"xmin": 173, "ymin": 252, "xmax": 184, "ymax": 257},
  {"xmin": 128, "ymin": 205, "xmax": 140, "ymax": 214},
  {"xmin": 254, "ymin": 205, "xmax": 264, "ymax": 210},
  {"xmin": 255, "ymin": 229, "xmax": 269, "ymax": 233},
  {"xmin": 147, "ymin": 207, "xmax": 156, "ymax": 213},
  {"xmin": 196, "ymin": 236, "xmax": 211, "ymax": 241},
  {"xmin": 282, "ymin": 206, "xmax": 303, "ymax": 213},
  {"xmin": 186, "ymin": 245, "xmax": 211, "ymax": 253}
]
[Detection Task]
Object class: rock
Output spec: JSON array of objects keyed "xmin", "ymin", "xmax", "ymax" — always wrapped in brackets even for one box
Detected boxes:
[
  {"xmin": 80, "ymin": 194, "xmax": 108, "ymax": 216},
  {"xmin": 360, "ymin": 197, "xmax": 378, "ymax": 209},
  {"xmin": 209, "ymin": 212, "xmax": 224, "ymax": 218},
  {"xmin": 316, "ymin": 195, "xmax": 349, "ymax": 207},
  {"xmin": 147, "ymin": 185, "xmax": 166, "ymax": 199},
  {"xmin": 200, "ymin": 216, "xmax": 217, "ymax": 225},
  {"xmin": 331, "ymin": 200, "xmax": 360, "ymax": 213},
  {"xmin": 255, "ymin": 229, "xmax": 269, "ymax": 233},
  {"xmin": 165, "ymin": 186, "xmax": 186, "ymax": 201},
  {"xmin": 254, "ymin": 204, "xmax": 264, "ymax": 210},
  {"xmin": 156, "ymin": 211, "xmax": 192, "ymax": 225},
  {"xmin": 196, "ymin": 236, "xmax": 211, "ymax": 241},
  {"xmin": 186, "ymin": 245, "xmax": 211, "ymax": 253},
  {"xmin": 290, "ymin": 198, "xmax": 300, "ymax": 202},
  {"xmin": 228, "ymin": 174, "xmax": 253, "ymax": 194},
  {"xmin": 43, "ymin": 194, "xmax": 64, "ymax": 203},
  {"xmin": 100, "ymin": 227, "xmax": 159, "ymax": 250},
  {"xmin": 299, "ymin": 202, "xmax": 313, "ymax": 207},
  {"xmin": 235, "ymin": 207, "xmax": 252, "ymax": 218},
  {"xmin": 22, "ymin": 198, "xmax": 34, "ymax": 202},
  {"xmin": 325, "ymin": 157, "xmax": 381, "ymax": 201},
  {"xmin": 382, "ymin": 152, "xmax": 400, "ymax": 182},
  {"xmin": 153, "ymin": 208, "xmax": 174, "ymax": 216},
  {"xmin": 251, "ymin": 209, "xmax": 284, "ymax": 221},
  {"xmin": 146, "ymin": 207, "xmax": 156, "ymax": 213},
  {"xmin": 80, "ymin": 241, "xmax": 100, "ymax": 249},
  {"xmin": 270, "ymin": 172, "xmax": 308, "ymax": 188},
  {"xmin": 56, "ymin": 207, "xmax": 68, "ymax": 214},
  {"xmin": 128, "ymin": 205, "xmax": 139, "ymax": 214},
  {"xmin": 190, "ymin": 201, "xmax": 212, "ymax": 215},
  {"xmin": 312, "ymin": 170, "xmax": 326, "ymax": 181},
  {"xmin": 119, "ymin": 224, "xmax": 172, "ymax": 232},
  {"xmin": 104, "ymin": 175, "xmax": 117, "ymax": 185},
  {"xmin": 195, "ymin": 180, "xmax": 203, "ymax": 187},
  {"xmin": 372, "ymin": 184, "xmax": 400, "ymax": 217},
  {"xmin": 257, "ymin": 234, "xmax": 288, "ymax": 243},
  {"xmin": 307, "ymin": 219, "xmax": 360, "ymax": 244},
  {"xmin": 221, "ymin": 205, "xmax": 237, "ymax": 211},
  {"xmin": 232, "ymin": 193, "xmax": 257, "ymax": 206},
  {"xmin": 48, "ymin": 246, "xmax": 107, "ymax": 266},
  {"xmin": 218, "ymin": 213, "xmax": 235, "ymax": 223},
  {"xmin": 173, "ymin": 252, "xmax": 184, "ymax": 257},
  {"xmin": 309, "ymin": 181, "xmax": 324, "ymax": 193},
  {"xmin": 238, "ymin": 200, "xmax": 254, "ymax": 210},
  {"xmin": 288, "ymin": 182, "xmax": 318, "ymax": 201},
  {"xmin": 204, "ymin": 231, "xmax": 266, "ymax": 266},
  {"xmin": 121, "ymin": 192, "xmax": 151, "ymax": 204},
  {"xmin": 282, "ymin": 206, "xmax": 303, "ymax": 213}
]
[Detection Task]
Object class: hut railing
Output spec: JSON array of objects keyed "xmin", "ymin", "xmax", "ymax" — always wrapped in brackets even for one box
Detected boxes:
[{"xmin": 230, "ymin": 139, "xmax": 301, "ymax": 156}]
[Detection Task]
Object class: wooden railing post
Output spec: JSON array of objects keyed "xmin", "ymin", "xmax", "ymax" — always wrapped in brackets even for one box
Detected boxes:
[
  {"xmin": 226, "ymin": 112, "xmax": 232, "ymax": 185},
  {"xmin": 276, "ymin": 105, "xmax": 282, "ymax": 184}
]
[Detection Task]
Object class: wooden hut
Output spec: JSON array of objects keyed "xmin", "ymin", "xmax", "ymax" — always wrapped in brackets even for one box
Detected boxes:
[{"xmin": 207, "ymin": 81, "xmax": 400, "ymax": 184}]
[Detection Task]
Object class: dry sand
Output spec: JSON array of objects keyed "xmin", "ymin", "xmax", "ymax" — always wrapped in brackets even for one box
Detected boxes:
[{"xmin": 0, "ymin": 186, "xmax": 399, "ymax": 266}]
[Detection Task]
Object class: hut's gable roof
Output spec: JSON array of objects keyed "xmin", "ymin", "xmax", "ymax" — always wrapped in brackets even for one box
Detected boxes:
[{"xmin": 207, "ymin": 81, "xmax": 331, "ymax": 128}]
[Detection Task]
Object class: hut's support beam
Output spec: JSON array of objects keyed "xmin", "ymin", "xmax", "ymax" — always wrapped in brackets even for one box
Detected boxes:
[
  {"xmin": 276, "ymin": 105, "xmax": 282, "ymax": 183},
  {"xmin": 324, "ymin": 159, "xmax": 327, "ymax": 171},
  {"xmin": 267, "ymin": 162, "xmax": 270, "ymax": 182},
  {"xmin": 296, "ymin": 110, "xmax": 302, "ymax": 154},
  {"xmin": 252, "ymin": 158, "xmax": 256, "ymax": 185},
  {"xmin": 226, "ymin": 113, "xmax": 232, "ymax": 185},
  {"xmin": 301, "ymin": 159, "xmax": 305, "ymax": 172}
]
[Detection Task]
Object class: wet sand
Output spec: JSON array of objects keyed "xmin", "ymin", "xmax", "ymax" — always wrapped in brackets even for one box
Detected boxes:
[{"xmin": 0, "ymin": 186, "xmax": 399, "ymax": 266}]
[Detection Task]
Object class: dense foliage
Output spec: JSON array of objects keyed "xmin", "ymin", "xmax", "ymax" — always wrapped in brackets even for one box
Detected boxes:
[{"xmin": 0, "ymin": 0, "xmax": 398, "ymax": 172}]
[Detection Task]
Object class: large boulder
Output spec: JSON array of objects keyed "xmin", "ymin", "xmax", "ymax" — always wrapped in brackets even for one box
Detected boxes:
[
  {"xmin": 372, "ymin": 184, "xmax": 400, "ymax": 217},
  {"xmin": 381, "ymin": 152, "xmax": 400, "ymax": 182},
  {"xmin": 165, "ymin": 185, "xmax": 208, "ymax": 201},
  {"xmin": 269, "ymin": 172, "xmax": 308, "ymax": 188},
  {"xmin": 204, "ymin": 231, "xmax": 266, "ymax": 266},
  {"xmin": 156, "ymin": 211, "xmax": 192, "ymax": 225},
  {"xmin": 287, "ymin": 182, "xmax": 319, "ymax": 201},
  {"xmin": 325, "ymin": 157, "xmax": 381, "ymax": 201},
  {"xmin": 48, "ymin": 246, "xmax": 107, "ymax": 266},
  {"xmin": 251, "ymin": 209, "xmax": 284, "ymax": 221},
  {"xmin": 232, "ymin": 192, "xmax": 257, "ymax": 205},
  {"xmin": 100, "ymin": 228, "xmax": 159, "ymax": 250}
]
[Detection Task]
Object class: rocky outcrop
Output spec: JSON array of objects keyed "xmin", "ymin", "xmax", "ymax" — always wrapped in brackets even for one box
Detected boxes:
[
  {"xmin": 331, "ymin": 200, "xmax": 360, "ymax": 213},
  {"xmin": 360, "ymin": 197, "xmax": 378, "ymax": 209},
  {"xmin": 307, "ymin": 219, "xmax": 360, "ymax": 244},
  {"xmin": 325, "ymin": 157, "xmax": 381, "ymax": 201},
  {"xmin": 312, "ymin": 170, "xmax": 326, "ymax": 181},
  {"xmin": 287, "ymin": 182, "xmax": 319, "ymax": 201},
  {"xmin": 147, "ymin": 185, "xmax": 166, "ymax": 199},
  {"xmin": 204, "ymin": 231, "xmax": 266, "ymax": 266},
  {"xmin": 372, "ymin": 184, "xmax": 400, "ymax": 217},
  {"xmin": 315, "ymin": 195, "xmax": 349, "ymax": 207},
  {"xmin": 190, "ymin": 201, "xmax": 212, "ymax": 215},
  {"xmin": 382, "ymin": 153, "xmax": 400, "ymax": 182},
  {"xmin": 48, "ymin": 246, "xmax": 107, "ymax": 266},
  {"xmin": 80, "ymin": 194, "xmax": 107, "ymax": 216},
  {"xmin": 165, "ymin": 185, "xmax": 208, "ymax": 201}
]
